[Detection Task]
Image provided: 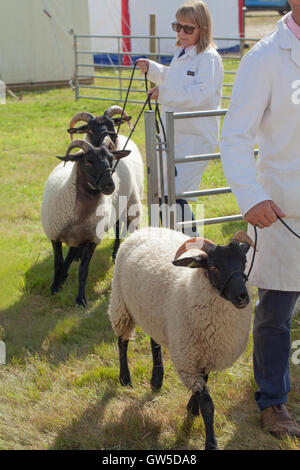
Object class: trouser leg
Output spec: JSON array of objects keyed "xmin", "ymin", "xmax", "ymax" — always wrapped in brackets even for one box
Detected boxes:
[
  {"xmin": 158, "ymin": 196, "xmax": 198, "ymax": 236},
  {"xmin": 253, "ymin": 288, "xmax": 299, "ymax": 410},
  {"xmin": 175, "ymin": 198, "xmax": 199, "ymax": 237}
]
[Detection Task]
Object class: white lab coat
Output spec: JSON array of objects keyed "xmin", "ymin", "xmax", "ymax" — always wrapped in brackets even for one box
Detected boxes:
[
  {"xmin": 147, "ymin": 45, "xmax": 223, "ymax": 200},
  {"xmin": 220, "ymin": 13, "xmax": 300, "ymax": 291}
]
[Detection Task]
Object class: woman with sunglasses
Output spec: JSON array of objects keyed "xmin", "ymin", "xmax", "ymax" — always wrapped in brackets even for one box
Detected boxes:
[{"xmin": 137, "ymin": 0, "xmax": 223, "ymax": 236}]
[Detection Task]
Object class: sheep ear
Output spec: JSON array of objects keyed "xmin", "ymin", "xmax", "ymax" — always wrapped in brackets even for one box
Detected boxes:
[
  {"xmin": 172, "ymin": 254, "xmax": 208, "ymax": 269},
  {"xmin": 67, "ymin": 124, "xmax": 88, "ymax": 135},
  {"xmin": 111, "ymin": 149, "xmax": 131, "ymax": 160},
  {"xmin": 113, "ymin": 115, "xmax": 132, "ymax": 125},
  {"xmin": 56, "ymin": 152, "xmax": 83, "ymax": 162}
]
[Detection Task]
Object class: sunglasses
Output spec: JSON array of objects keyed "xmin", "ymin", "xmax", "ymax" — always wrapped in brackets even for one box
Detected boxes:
[{"xmin": 171, "ymin": 22, "xmax": 199, "ymax": 34}]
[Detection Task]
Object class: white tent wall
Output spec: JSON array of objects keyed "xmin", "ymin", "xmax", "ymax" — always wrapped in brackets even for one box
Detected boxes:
[
  {"xmin": 88, "ymin": 0, "xmax": 121, "ymax": 54},
  {"xmin": 88, "ymin": 0, "xmax": 240, "ymax": 58},
  {"xmin": 130, "ymin": 0, "xmax": 240, "ymax": 53},
  {"xmin": 0, "ymin": 0, "xmax": 93, "ymax": 87}
]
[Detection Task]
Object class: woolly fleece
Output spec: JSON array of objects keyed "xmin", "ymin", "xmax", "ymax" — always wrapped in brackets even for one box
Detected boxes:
[{"xmin": 108, "ymin": 227, "xmax": 252, "ymax": 392}]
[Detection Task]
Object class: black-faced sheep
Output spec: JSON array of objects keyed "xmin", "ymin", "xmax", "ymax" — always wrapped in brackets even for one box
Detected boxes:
[
  {"xmin": 41, "ymin": 139, "xmax": 134, "ymax": 307},
  {"xmin": 108, "ymin": 227, "xmax": 254, "ymax": 450},
  {"xmin": 67, "ymin": 106, "xmax": 144, "ymax": 261}
]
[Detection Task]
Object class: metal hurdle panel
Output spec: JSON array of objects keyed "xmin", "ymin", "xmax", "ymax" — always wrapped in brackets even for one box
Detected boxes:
[
  {"xmin": 145, "ymin": 109, "xmax": 259, "ymax": 230},
  {"xmin": 73, "ymin": 34, "xmax": 260, "ymax": 103}
]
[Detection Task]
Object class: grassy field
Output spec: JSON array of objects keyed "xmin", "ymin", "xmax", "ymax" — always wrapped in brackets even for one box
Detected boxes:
[{"xmin": 0, "ymin": 57, "xmax": 300, "ymax": 451}]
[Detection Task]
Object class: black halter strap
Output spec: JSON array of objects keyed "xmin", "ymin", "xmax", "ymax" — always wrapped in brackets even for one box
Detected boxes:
[
  {"xmin": 243, "ymin": 217, "xmax": 300, "ymax": 285},
  {"xmin": 219, "ymin": 270, "xmax": 248, "ymax": 298},
  {"xmin": 277, "ymin": 216, "xmax": 300, "ymax": 239}
]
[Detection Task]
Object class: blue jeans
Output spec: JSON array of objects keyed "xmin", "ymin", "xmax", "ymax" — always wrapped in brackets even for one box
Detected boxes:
[{"xmin": 253, "ymin": 288, "xmax": 299, "ymax": 410}]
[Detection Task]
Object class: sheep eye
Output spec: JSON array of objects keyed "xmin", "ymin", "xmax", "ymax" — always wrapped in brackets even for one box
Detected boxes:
[{"xmin": 85, "ymin": 161, "xmax": 94, "ymax": 168}]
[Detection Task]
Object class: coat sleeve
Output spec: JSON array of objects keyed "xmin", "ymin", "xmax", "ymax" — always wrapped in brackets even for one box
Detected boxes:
[
  {"xmin": 220, "ymin": 51, "xmax": 272, "ymax": 216},
  {"xmin": 157, "ymin": 53, "xmax": 223, "ymax": 108},
  {"xmin": 147, "ymin": 60, "xmax": 169, "ymax": 85}
]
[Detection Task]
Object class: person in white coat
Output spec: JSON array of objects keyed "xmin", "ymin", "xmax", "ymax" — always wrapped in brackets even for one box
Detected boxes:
[
  {"xmin": 137, "ymin": 0, "xmax": 223, "ymax": 236},
  {"xmin": 220, "ymin": 0, "xmax": 300, "ymax": 437}
]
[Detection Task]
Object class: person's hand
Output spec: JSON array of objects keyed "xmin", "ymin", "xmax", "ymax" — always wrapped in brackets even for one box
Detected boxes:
[
  {"xmin": 148, "ymin": 86, "xmax": 159, "ymax": 101},
  {"xmin": 136, "ymin": 59, "xmax": 149, "ymax": 74},
  {"xmin": 244, "ymin": 200, "xmax": 286, "ymax": 228}
]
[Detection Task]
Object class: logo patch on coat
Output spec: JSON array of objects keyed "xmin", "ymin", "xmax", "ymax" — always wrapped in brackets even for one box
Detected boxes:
[{"xmin": 187, "ymin": 71, "xmax": 195, "ymax": 76}]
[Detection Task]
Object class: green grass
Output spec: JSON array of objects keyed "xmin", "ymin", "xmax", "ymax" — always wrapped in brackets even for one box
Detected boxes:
[{"xmin": 0, "ymin": 59, "xmax": 299, "ymax": 451}]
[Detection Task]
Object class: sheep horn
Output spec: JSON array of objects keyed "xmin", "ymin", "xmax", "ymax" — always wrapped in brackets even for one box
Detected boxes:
[
  {"xmin": 232, "ymin": 231, "xmax": 255, "ymax": 249},
  {"xmin": 66, "ymin": 139, "xmax": 94, "ymax": 155},
  {"xmin": 104, "ymin": 105, "xmax": 127, "ymax": 118},
  {"xmin": 174, "ymin": 237, "xmax": 216, "ymax": 261},
  {"xmin": 102, "ymin": 135, "xmax": 115, "ymax": 150},
  {"xmin": 69, "ymin": 112, "xmax": 95, "ymax": 140},
  {"xmin": 104, "ymin": 106, "xmax": 133, "ymax": 130}
]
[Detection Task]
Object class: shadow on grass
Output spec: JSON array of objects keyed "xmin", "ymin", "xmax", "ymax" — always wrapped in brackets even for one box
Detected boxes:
[
  {"xmin": 50, "ymin": 386, "xmax": 162, "ymax": 450},
  {"xmin": 173, "ymin": 414, "xmax": 200, "ymax": 450},
  {"xmin": 0, "ymin": 241, "xmax": 116, "ymax": 365},
  {"xmin": 221, "ymin": 390, "xmax": 284, "ymax": 450}
]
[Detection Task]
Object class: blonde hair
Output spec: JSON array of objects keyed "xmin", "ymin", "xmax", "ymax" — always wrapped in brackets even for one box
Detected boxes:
[{"xmin": 175, "ymin": 0, "xmax": 215, "ymax": 53}]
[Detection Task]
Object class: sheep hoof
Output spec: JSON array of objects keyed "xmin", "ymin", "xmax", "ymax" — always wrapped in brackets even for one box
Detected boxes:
[
  {"xmin": 186, "ymin": 394, "xmax": 200, "ymax": 417},
  {"xmin": 151, "ymin": 382, "xmax": 162, "ymax": 393},
  {"xmin": 119, "ymin": 375, "xmax": 132, "ymax": 387},
  {"xmin": 76, "ymin": 295, "xmax": 87, "ymax": 308},
  {"xmin": 205, "ymin": 441, "xmax": 218, "ymax": 451},
  {"xmin": 151, "ymin": 368, "xmax": 164, "ymax": 392},
  {"xmin": 51, "ymin": 284, "xmax": 60, "ymax": 295}
]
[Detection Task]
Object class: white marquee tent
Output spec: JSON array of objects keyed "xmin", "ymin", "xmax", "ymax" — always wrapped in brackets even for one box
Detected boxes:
[
  {"xmin": 0, "ymin": 0, "xmax": 93, "ymax": 88},
  {"xmin": 0, "ymin": 0, "xmax": 243, "ymax": 88}
]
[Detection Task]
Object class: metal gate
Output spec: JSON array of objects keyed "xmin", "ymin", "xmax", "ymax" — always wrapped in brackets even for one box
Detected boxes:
[
  {"xmin": 145, "ymin": 108, "xmax": 259, "ymax": 230},
  {"xmin": 73, "ymin": 34, "xmax": 260, "ymax": 104}
]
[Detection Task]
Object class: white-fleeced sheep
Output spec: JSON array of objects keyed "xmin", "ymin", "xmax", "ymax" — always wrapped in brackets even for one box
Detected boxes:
[
  {"xmin": 108, "ymin": 226, "xmax": 254, "ymax": 450},
  {"xmin": 41, "ymin": 135, "xmax": 143, "ymax": 307}
]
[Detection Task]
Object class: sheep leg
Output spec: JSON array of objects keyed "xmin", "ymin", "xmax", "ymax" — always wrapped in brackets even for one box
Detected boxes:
[
  {"xmin": 112, "ymin": 220, "xmax": 121, "ymax": 263},
  {"xmin": 60, "ymin": 247, "xmax": 80, "ymax": 286},
  {"xmin": 187, "ymin": 394, "xmax": 200, "ymax": 417},
  {"xmin": 118, "ymin": 336, "xmax": 132, "ymax": 387},
  {"xmin": 51, "ymin": 240, "xmax": 64, "ymax": 295},
  {"xmin": 186, "ymin": 374, "xmax": 209, "ymax": 417},
  {"xmin": 195, "ymin": 386, "xmax": 218, "ymax": 450},
  {"xmin": 74, "ymin": 247, "xmax": 83, "ymax": 262},
  {"xmin": 150, "ymin": 338, "xmax": 164, "ymax": 391},
  {"xmin": 76, "ymin": 242, "xmax": 96, "ymax": 307}
]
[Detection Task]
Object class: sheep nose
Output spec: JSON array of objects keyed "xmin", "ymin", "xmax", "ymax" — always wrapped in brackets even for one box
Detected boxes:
[
  {"xmin": 235, "ymin": 292, "xmax": 249, "ymax": 305},
  {"xmin": 103, "ymin": 181, "xmax": 115, "ymax": 194}
]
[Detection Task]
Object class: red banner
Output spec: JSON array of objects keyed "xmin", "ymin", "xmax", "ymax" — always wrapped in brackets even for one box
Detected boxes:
[
  {"xmin": 238, "ymin": 0, "xmax": 244, "ymax": 38},
  {"xmin": 121, "ymin": 0, "xmax": 132, "ymax": 66}
]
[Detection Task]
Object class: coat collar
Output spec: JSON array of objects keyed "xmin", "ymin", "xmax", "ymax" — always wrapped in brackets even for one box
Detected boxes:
[
  {"xmin": 175, "ymin": 45, "xmax": 197, "ymax": 60},
  {"xmin": 278, "ymin": 12, "xmax": 300, "ymax": 68}
]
